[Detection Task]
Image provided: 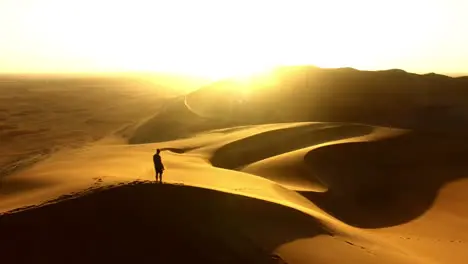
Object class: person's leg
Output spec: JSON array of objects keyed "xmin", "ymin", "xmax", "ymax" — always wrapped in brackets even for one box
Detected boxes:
[
  {"xmin": 157, "ymin": 171, "xmax": 162, "ymax": 183},
  {"xmin": 160, "ymin": 171, "xmax": 163, "ymax": 183}
]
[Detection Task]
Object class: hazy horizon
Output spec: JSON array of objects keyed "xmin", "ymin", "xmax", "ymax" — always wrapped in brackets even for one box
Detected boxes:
[
  {"xmin": 1, "ymin": 0, "xmax": 467, "ymax": 79},
  {"xmin": 0, "ymin": 66, "xmax": 466, "ymax": 80}
]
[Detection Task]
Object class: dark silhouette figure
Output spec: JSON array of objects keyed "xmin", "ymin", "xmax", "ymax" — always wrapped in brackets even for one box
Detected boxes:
[{"xmin": 153, "ymin": 149, "xmax": 165, "ymax": 183}]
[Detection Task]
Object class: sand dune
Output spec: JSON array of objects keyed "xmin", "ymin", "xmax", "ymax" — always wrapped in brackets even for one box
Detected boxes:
[
  {"xmin": 210, "ymin": 123, "xmax": 374, "ymax": 170},
  {"xmin": 189, "ymin": 66, "xmax": 468, "ymax": 129},
  {"xmin": 302, "ymin": 131, "xmax": 468, "ymax": 227},
  {"xmin": 2, "ymin": 68, "xmax": 468, "ymax": 263},
  {"xmin": 2, "ymin": 182, "xmax": 313, "ymax": 264},
  {"xmin": 241, "ymin": 127, "xmax": 402, "ymax": 191}
]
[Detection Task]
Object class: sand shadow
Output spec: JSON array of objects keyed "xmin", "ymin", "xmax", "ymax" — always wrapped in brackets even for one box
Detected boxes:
[
  {"xmin": 302, "ymin": 131, "xmax": 468, "ymax": 228},
  {"xmin": 0, "ymin": 182, "xmax": 327, "ymax": 264},
  {"xmin": 158, "ymin": 147, "xmax": 197, "ymax": 154},
  {"xmin": 211, "ymin": 123, "xmax": 373, "ymax": 170}
]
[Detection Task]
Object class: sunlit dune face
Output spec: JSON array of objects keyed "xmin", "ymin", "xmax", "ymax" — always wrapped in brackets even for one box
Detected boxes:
[{"xmin": 1, "ymin": 0, "xmax": 465, "ymax": 78}]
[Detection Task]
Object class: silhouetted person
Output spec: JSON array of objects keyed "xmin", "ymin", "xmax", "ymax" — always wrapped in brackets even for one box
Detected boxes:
[{"xmin": 153, "ymin": 149, "xmax": 165, "ymax": 183}]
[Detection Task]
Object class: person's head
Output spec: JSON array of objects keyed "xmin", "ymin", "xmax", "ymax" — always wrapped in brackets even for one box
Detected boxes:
[{"xmin": 156, "ymin": 149, "xmax": 161, "ymax": 154}]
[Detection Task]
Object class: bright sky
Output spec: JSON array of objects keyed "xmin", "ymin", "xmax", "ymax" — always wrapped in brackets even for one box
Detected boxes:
[{"xmin": 0, "ymin": 0, "xmax": 467, "ymax": 79}]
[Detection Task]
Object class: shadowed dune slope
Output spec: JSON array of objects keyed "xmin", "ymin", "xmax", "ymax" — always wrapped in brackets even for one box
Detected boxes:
[
  {"xmin": 302, "ymin": 131, "xmax": 468, "ymax": 228},
  {"xmin": 210, "ymin": 123, "xmax": 374, "ymax": 170},
  {"xmin": 0, "ymin": 182, "xmax": 327, "ymax": 264}
]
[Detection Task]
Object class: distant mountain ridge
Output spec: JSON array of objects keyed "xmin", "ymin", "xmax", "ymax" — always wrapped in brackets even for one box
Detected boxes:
[{"xmin": 186, "ymin": 66, "xmax": 468, "ymax": 131}]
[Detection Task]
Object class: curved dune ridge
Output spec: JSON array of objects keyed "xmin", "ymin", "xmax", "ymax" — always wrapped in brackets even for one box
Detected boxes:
[{"xmin": 2, "ymin": 69, "xmax": 468, "ymax": 264}]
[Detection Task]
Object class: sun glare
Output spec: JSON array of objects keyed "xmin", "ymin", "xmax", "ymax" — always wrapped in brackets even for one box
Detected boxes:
[{"xmin": 0, "ymin": 0, "xmax": 465, "ymax": 78}]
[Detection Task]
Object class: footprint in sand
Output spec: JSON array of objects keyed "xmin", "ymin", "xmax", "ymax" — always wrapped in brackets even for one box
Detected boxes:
[{"xmin": 92, "ymin": 177, "xmax": 103, "ymax": 185}]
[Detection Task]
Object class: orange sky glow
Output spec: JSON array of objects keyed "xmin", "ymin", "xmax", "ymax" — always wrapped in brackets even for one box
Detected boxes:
[{"xmin": 0, "ymin": 0, "xmax": 467, "ymax": 79}]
